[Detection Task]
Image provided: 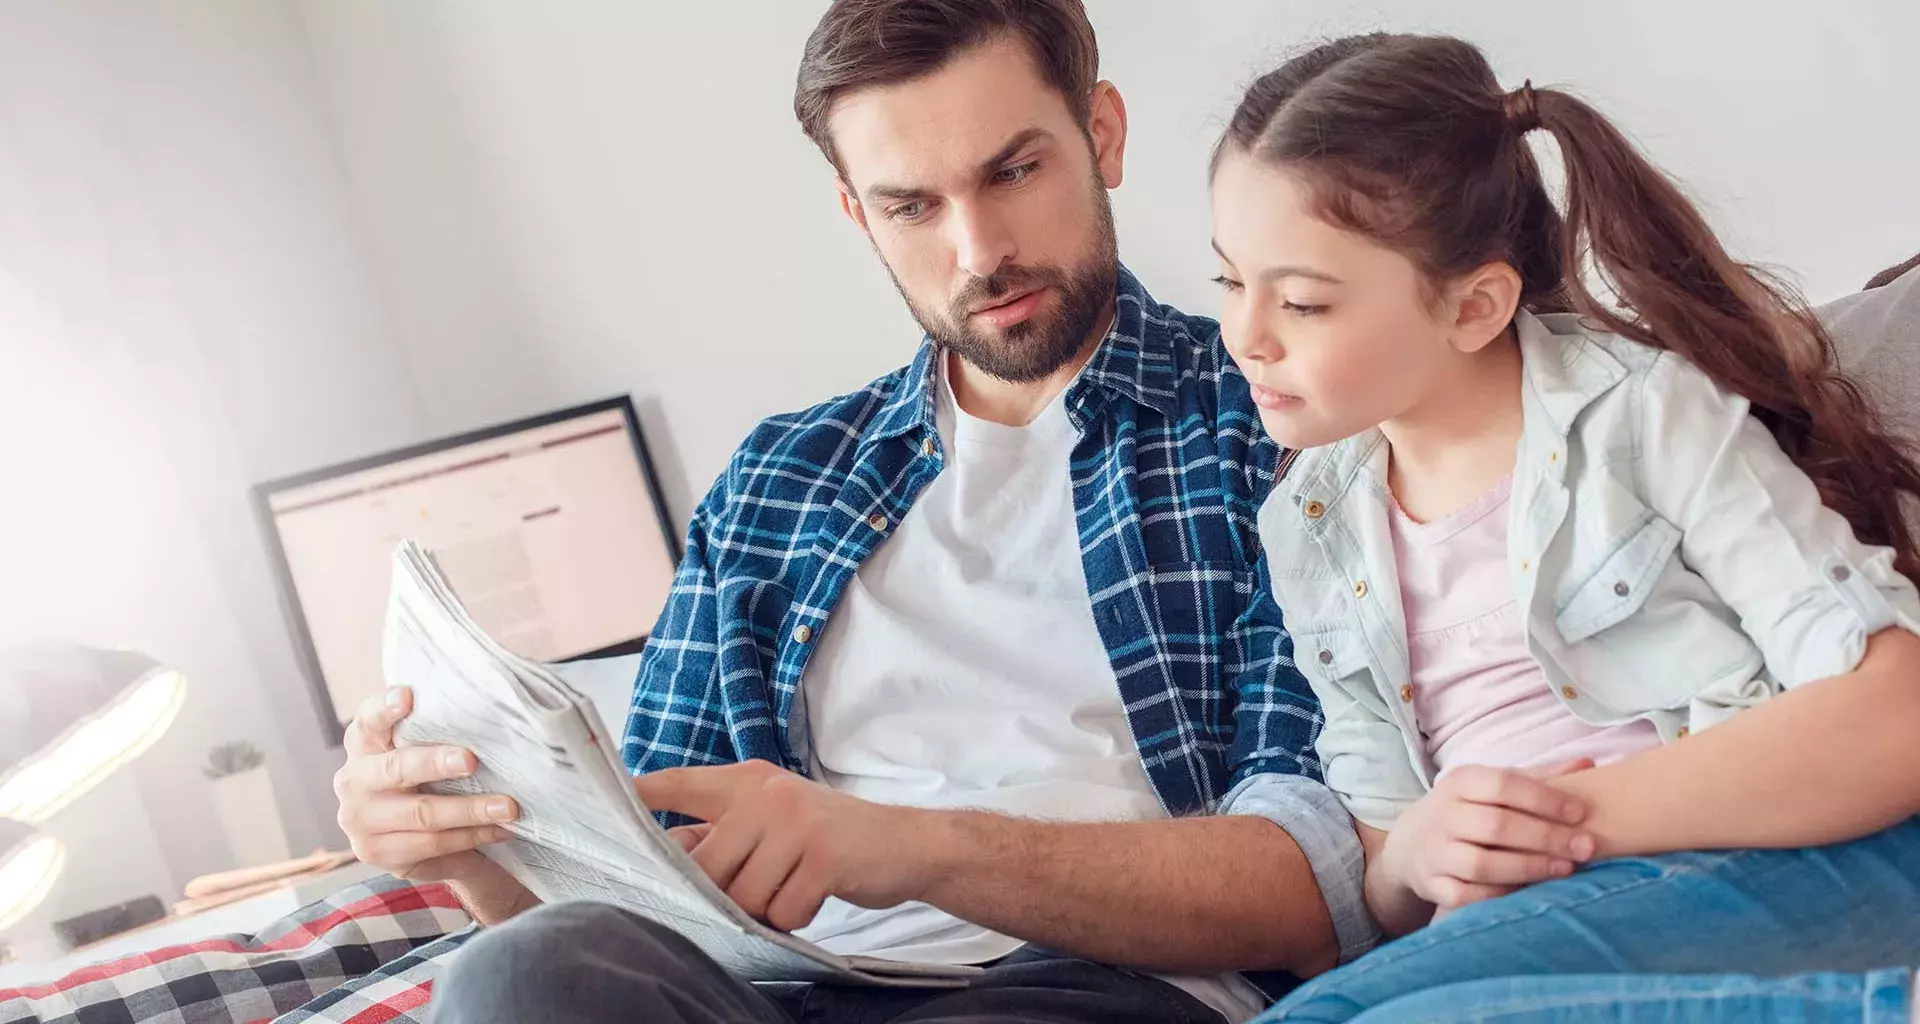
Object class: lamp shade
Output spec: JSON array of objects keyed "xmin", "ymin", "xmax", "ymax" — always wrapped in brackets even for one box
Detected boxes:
[
  {"xmin": 0, "ymin": 646, "xmax": 188, "ymax": 825},
  {"xmin": 0, "ymin": 817, "xmax": 64, "ymax": 933}
]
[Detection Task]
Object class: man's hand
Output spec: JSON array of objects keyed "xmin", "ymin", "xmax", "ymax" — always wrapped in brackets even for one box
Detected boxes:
[
  {"xmin": 333, "ymin": 687, "xmax": 534, "ymax": 924},
  {"xmin": 637, "ymin": 761, "xmax": 936, "ymax": 932},
  {"xmin": 1377, "ymin": 759, "xmax": 1597, "ymax": 915}
]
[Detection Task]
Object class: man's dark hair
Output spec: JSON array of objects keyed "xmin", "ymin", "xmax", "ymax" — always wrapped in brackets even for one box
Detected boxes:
[
  {"xmin": 1866, "ymin": 252, "xmax": 1920, "ymax": 291},
  {"xmin": 794, "ymin": 0, "xmax": 1099, "ymax": 174}
]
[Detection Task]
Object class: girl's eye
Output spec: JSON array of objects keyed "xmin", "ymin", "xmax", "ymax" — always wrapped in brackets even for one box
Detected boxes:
[
  {"xmin": 1210, "ymin": 275, "xmax": 1244, "ymax": 293},
  {"xmin": 1282, "ymin": 301, "xmax": 1329, "ymax": 316}
]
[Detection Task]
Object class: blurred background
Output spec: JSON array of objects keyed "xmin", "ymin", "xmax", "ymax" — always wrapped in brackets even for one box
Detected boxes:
[{"xmin": 0, "ymin": 0, "xmax": 1913, "ymax": 946}]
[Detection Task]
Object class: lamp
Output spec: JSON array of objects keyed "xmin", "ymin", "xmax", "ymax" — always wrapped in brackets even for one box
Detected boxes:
[
  {"xmin": 0, "ymin": 819, "xmax": 65, "ymax": 934},
  {"xmin": 0, "ymin": 646, "xmax": 188, "ymax": 826}
]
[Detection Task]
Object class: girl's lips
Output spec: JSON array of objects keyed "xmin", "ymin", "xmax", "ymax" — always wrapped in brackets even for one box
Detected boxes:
[{"xmin": 1249, "ymin": 383, "xmax": 1303, "ymax": 410}]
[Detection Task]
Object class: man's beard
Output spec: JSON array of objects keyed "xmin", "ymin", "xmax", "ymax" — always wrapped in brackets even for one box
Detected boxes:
[{"xmin": 887, "ymin": 180, "xmax": 1119, "ymax": 384}]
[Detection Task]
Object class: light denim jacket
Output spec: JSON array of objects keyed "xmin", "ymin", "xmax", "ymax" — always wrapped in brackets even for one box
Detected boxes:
[{"xmin": 1261, "ymin": 310, "xmax": 1920, "ymax": 830}]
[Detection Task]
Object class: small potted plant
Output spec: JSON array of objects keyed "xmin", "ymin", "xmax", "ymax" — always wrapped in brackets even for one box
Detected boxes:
[{"xmin": 204, "ymin": 741, "xmax": 290, "ymax": 868}]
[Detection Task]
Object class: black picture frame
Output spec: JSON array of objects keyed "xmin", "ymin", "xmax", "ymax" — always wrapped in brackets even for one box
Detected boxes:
[{"xmin": 251, "ymin": 395, "xmax": 680, "ymax": 746}]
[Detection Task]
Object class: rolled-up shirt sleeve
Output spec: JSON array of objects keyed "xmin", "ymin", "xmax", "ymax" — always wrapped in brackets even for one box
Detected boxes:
[
  {"xmin": 1219, "ymin": 771, "xmax": 1379, "ymax": 964},
  {"xmin": 1639, "ymin": 352, "xmax": 1920, "ymax": 688}
]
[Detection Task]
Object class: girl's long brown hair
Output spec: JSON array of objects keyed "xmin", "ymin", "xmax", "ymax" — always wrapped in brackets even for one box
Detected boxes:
[{"xmin": 1216, "ymin": 33, "xmax": 1920, "ymax": 578}]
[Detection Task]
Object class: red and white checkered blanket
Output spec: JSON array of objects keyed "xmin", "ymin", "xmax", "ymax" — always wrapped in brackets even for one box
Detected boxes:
[{"xmin": 0, "ymin": 875, "xmax": 473, "ymax": 1024}]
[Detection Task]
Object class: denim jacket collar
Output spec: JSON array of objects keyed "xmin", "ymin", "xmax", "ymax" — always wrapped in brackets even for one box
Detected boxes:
[{"xmin": 1280, "ymin": 309, "xmax": 1631, "ymax": 520}]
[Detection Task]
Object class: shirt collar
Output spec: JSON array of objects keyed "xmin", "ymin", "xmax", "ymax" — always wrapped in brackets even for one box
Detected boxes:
[
  {"xmin": 1516, "ymin": 308, "xmax": 1628, "ymax": 440},
  {"xmin": 859, "ymin": 265, "xmax": 1180, "ymax": 453},
  {"xmin": 1282, "ymin": 309, "xmax": 1633, "ymax": 513}
]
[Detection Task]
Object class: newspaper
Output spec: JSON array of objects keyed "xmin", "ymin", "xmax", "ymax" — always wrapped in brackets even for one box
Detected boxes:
[{"xmin": 384, "ymin": 541, "xmax": 979, "ymax": 988}]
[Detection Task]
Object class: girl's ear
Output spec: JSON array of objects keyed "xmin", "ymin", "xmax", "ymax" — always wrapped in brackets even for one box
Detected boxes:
[{"xmin": 1447, "ymin": 261, "xmax": 1525, "ymax": 353}]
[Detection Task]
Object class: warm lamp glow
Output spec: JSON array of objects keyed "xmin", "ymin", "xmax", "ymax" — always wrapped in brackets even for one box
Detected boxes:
[
  {"xmin": 0, "ymin": 833, "xmax": 65, "ymax": 933},
  {"xmin": 0, "ymin": 668, "xmax": 187, "ymax": 825}
]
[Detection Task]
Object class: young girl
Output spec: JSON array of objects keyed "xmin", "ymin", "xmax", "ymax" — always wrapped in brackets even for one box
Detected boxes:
[{"xmin": 1210, "ymin": 34, "xmax": 1920, "ymax": 1023}]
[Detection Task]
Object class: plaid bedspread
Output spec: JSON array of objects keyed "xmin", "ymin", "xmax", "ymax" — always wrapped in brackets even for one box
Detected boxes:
[{"xmin": 0, "ymin": 876, "xmax": 473, "ymax": 1024}]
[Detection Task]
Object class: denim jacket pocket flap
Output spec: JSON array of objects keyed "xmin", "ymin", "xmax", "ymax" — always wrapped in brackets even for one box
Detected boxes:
[{"xmin": 1554, "ymin": 514, "xmax": 1683, "ymax": 644}]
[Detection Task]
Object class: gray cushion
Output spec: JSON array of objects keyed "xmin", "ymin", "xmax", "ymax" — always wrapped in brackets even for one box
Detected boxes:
[
  {"xmin": 1823, "ymin": 266, "xmax": 1920, "ymax": 442},
  {"xmin": 1818, "ymin": 266, "xmax": 1920, "ymax": 535}
]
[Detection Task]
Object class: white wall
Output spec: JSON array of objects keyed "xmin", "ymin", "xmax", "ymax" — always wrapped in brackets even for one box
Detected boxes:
[
  {"xmin": 298, "ymin": 0, "xmax": 1920, "ymax": 526},
  {"xmin": 0, "ymin": 0, "xmax": 418, "ymax": 907},
  {"xmin": 1, "ymin": 0, "xmax": 1913, "ymax": 920}
]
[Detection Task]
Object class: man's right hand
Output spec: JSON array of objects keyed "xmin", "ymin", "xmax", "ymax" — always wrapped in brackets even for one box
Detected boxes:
[{"xmin": 334, "ymin": 687, "xmax": 535, "ymax": 924}]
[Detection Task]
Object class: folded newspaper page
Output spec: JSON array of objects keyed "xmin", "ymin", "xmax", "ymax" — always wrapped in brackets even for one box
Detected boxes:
[{"xmin": 384, "ymin": 541, "xmax": 979, "ymax": 988}]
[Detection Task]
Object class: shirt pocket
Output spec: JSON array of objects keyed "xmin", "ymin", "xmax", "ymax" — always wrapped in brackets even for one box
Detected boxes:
[{"xmin": 1549, "ymin": 484, "xmax": 1764, "ymax": 715}]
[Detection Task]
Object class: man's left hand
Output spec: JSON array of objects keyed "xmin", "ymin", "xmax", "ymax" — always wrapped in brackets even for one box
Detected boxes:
[{"xmin": 635, "ymin": 760, "xmax": 942, "ymax": 932}]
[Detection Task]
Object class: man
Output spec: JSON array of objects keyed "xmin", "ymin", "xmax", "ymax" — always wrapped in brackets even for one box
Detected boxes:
[{"xmin": 333, "ymin": 2, "xmax": 1378, "ymax": 1021}]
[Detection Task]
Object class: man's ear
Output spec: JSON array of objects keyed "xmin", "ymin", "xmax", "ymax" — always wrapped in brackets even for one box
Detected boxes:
[
  {"xmin": 1448, "ymin": 261, "xmax": 1525, "ymax": 354},
  {"xmin": 1087, "ymin": 81, "xmax": 1128, "ymax": 190},
  {"xmin": 838, "ymin": 179, "xmax": 870, "ymax": 234}
]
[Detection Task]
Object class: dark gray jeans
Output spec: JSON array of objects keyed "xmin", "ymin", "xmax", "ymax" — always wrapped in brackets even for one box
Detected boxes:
[{"xmin": 431, "ymin": 902, "xmax": 1227, "ymax": 1024}]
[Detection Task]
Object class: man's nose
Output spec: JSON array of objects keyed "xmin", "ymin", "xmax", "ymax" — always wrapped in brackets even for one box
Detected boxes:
[{"xmin": 950, "ymin": 202, "xmax": 1016, "ymax": 281}]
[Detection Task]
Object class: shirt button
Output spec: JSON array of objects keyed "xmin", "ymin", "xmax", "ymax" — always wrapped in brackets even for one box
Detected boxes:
[
  {"xmin": 1613, "ymin": 581, "xmax": 1630, "ymax": 597},
  {"xmin": 1561, "ymin": 685, "xmax": 1578, "ymax": 700},
  {"xmin": 1353, "ymin": 580, "xmax": 1369, "ymax": 599},
  {"xmin": 1318, "ymin": 649, "xmax": 1334, "ymax": 665},
  {"xmin": 1549, "ymin": 449, "xmax": 1559, "ymax": 463},
  {"xmin": 1677, "ymin": 726, "xmax": 1691, "ymax": 739},
  {"xmin": 1303, "ymin": 500, "xmax": 1326, "ymax": 520},
  {"xmin": 792, "ymin": 624, "xmax": 813, "ymax": 644},
  {"xmin": 1520, "ymin": 558, "xmax": 1531, "ymax": 573},
  {"xmin": 1398, "ymin": 684, "xmax": 1414, "ymax": 704},
  {"xmin": 867, "ymin": 513, "xmax": 889, "ymax": 532},
  {"xmin": 1831, "ymin": 565, "xmax": 1853, "ymax": 583}
]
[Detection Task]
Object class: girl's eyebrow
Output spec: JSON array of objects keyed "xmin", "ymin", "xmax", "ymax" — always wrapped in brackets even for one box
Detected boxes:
[{"xmin": 1209, "ymin": 238, "xmax": 1345, "ymax": 285}]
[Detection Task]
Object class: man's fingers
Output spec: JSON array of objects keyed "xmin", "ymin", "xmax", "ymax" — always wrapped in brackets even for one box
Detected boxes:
[
  {"xmin": 634, "ymin": 764, "xmax": 758, "ymax": 823},
  {"xmin": 764, "ymin": 859, "xmax": 829, "ymax": 934},
  {"xmin": 361, "ymin": 825, "xmax": 511, "ymax": 869},
  {"xmin": 354, "ymin": 793, "xmax": 517, "ymax": 835},
  {"xmin": 346, "ymin": 745, "xmax": 477, "ymax": 795},
  {"xmin": 689, "ymin": 819, "xmax": 762, "ymax": 892},
  {"xmin": 668, "ymin": 824, "xmax": 712, "ymax": 855},
  {"xmin": 1452, "ymin": 765, "xmax": 1589, "ymax": 824},
  {"xmin": 345, "ymin": 688, "xmax": 412, "ymax": 757},
  {"xmin": 1448, "ymin": 804, "xmax": 1595, "ymax": 861},
  {"xmin": 1439, "ymin": 840, "xmax": 1575, "ymax": 886},
  {"xmin": 725, "ymin": 835, "xmax": 804, "ymax": 920}
]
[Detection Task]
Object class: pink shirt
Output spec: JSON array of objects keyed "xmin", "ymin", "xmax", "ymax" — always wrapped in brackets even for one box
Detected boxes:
[{"xmin": 1390, "ymin": 476, "xmax": 1661, "ymax": 775}]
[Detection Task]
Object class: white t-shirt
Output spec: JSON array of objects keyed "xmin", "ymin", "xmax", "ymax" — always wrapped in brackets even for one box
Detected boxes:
[{"xmin": 792, "ymin": 350, "xmax": 1266, "ymax": 1022}]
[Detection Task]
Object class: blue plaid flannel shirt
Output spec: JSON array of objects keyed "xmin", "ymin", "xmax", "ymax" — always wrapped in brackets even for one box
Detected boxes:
[{"xmin": 622, "ymin": 267, "xmax": 1374, "ymax": 964}]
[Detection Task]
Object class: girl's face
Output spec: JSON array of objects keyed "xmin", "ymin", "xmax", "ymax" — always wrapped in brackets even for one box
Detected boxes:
[{"xmin": 1209, "ymin": 151, "xmax": 1463, "ymax": 450}]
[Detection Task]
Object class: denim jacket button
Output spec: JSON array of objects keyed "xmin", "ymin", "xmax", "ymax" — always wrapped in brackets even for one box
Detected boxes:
[
  {"xmin": 1304, "ymin": 500, "xmax": 1326, "ymax": 520},
  {"xmin": 1398, "ymin": 684, "xmax": 1414, "ymax": 703},
  {"xmin": 1613, "ymin": 581, "xmax": 1629, "ymax": 597}
]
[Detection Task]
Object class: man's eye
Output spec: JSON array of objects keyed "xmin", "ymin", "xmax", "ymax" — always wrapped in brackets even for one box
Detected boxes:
[
  {"xmin": 994, "ymin": 162, "xmax": 1037, "ymax": 186},
  {"xmin": 889, "ymin": 201, "xmax": 928, "ymax": 222}
]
